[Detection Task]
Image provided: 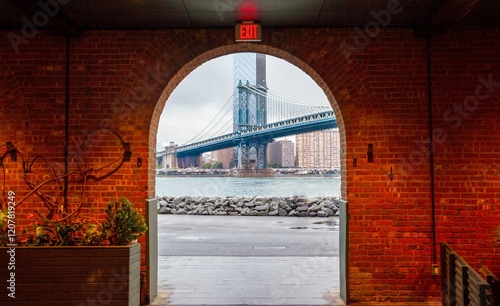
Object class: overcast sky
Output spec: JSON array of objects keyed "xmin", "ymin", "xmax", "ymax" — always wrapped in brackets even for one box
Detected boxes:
[{"xmin": 156, "ymin": 53, "xmax": 330, "ymax": 151}]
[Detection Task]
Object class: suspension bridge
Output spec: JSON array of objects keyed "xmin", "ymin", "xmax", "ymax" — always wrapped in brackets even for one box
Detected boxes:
[{"xmin": 156, "ymin": 81, "xmax": 337, "ymax": 170}]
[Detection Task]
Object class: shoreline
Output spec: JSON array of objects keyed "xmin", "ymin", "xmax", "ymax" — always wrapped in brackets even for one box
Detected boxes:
[
  {"xmin": 156, "ymin": 171, "xmax": 341, "ymax": 178},
  {"xmin": 156, "ymin": 174, "xmax": 340, "ymax": 177},
  {"xmin": 156, "ymin": 167, "xmax": 340, "ymax": 177},
  {"xmin": 157, "ymin": 195, "xmax": 340, "ymax": 217}
]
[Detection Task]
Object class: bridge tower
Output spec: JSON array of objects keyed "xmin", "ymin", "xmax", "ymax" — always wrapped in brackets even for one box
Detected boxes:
[
  {"xmin": 235, "ymin": 80, "xmax": 269, "ymax": 169},
  {"xmin": 232, "ymin": 53, "xmax": 270, "ymax": 169},
  {"xmin": 163, "ymin": 142, "xmax": 178, "ymax": 168}
]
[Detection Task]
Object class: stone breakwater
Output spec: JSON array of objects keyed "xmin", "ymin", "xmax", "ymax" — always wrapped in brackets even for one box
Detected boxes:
[{"xmin": 157, "ymin": 196, "xmax": 339, "ymax": 217}]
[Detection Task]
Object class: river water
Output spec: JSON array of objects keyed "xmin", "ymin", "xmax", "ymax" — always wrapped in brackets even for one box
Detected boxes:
[{"xmin": 156, "ymin": 176, "xmax": 341, "ymax": 198}]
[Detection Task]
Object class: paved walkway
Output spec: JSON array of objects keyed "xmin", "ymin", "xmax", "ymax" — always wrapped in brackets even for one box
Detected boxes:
[
  {"xmin": 149, "ymin": 215, "xmax": 342, "ymax": 305},
  {"xmin": 146, "ymin": 216, "xmax": 440, "ymax": 306},
  {"xmin": 150, "ymin": 256, "xmax": 343, "ymax": 305}
]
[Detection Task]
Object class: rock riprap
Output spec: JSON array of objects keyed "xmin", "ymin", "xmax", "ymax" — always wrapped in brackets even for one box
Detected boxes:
[{"xmin": 157, "ymin": 196, "xmax": 339, "ymax": 217}]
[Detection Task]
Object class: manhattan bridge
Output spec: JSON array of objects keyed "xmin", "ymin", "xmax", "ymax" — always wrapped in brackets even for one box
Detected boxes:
[{"xmin": 156, "ymin": 54, "xmax": 337, "ymax": 170}]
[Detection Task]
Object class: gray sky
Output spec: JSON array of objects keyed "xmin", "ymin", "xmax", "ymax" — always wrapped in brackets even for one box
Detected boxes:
[{"xmin": 156, "ymin": 54, "xmax": 330, "ymax": 151}]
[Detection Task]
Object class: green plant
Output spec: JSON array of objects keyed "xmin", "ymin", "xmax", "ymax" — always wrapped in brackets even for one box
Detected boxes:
[
  {"xmin": 100, "ymin": 197, "xmax": 148, "ymax": 246},
  {"xmin": 20, "ymin": 217, "xmax": 102, "ymax": 246},
  {"xmin": 17, "ymin": 197, "xmax": 147, "ymax": 246}
]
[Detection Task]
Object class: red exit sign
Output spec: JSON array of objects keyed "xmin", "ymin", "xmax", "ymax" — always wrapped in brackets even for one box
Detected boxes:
[{"xmin": 235, "ymin": 22, "xmax": 261, "ymax": 42}]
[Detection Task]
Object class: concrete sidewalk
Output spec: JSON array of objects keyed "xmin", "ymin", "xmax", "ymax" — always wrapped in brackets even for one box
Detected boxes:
[
  {"xmin": 149, "ymin": 256, "xmax": 343, "ymax": 305},
  {"xmin": 146, "ymin": 216, "xmax": 440, "ymax": 306}
]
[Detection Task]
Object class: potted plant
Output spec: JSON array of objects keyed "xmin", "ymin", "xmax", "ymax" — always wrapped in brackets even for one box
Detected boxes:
[
  {"xmin": 0, "ymin": 197, "xmax": 147, "ymax": 306},
  {"xmin": 100, "ymin": 197, "xmax": 149, "ymax": 246},
  {"xmin": 0, "ymin": 136, "xmax": 148, "ymax": 305},
  {"xmin": 18, "ymin": 197, "xmax": 148, "ymax": 247}
]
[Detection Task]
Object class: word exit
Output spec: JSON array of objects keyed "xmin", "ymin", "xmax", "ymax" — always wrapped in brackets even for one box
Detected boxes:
[{"xmin": 235, "ymin": 22, "xmax": 262, "ymax": 42}]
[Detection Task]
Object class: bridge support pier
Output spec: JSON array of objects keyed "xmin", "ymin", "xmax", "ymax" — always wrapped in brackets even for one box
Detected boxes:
[
  {"xmin": 177, "ymin": 155, "xmax": 202, "ymax": 168},
  {"xmin": 256, "ymin": 141, "xmax": 267, "ymax": 170},
  {"xmin": 234, "ymin": 139, "xmax": 270, "ymax": 170}
]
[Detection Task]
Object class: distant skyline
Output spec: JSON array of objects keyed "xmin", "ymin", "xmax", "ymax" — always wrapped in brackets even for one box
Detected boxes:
[{"xmin": 156, "ymin": 53, "xmax": 331, "ymax": 152}]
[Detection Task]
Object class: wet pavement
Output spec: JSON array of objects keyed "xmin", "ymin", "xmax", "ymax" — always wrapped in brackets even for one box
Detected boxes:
[
  {"xmin": 157, "ymin": 215, "xmax": 339, "ymax": 257},
  {"xmin": 153, "ymin": 256, "xmax": 342, "ymax": 305},
  {"xmin": 149, "ymin": 215, "xmax": 342, "ymax": 305}
]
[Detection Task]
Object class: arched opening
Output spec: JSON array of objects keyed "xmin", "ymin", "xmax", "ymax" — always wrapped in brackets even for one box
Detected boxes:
[
  {"xmin": 151, "ymin": 44, "xmax": 346, "ymax": 198},
  {"xmin": 148, "ymin": 45, "xmax": 348, "ymax": 304}
]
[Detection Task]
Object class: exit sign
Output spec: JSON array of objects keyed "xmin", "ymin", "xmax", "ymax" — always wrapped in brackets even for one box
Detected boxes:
[{"xmin": 235, "ymin": 22, "xmax": 261, "ymax": 42}]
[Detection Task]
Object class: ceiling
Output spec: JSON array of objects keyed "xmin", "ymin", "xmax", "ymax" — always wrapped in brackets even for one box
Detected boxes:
[{"xmin": 0, "ymin": 0, "xmax": 499, "ymax": 35}]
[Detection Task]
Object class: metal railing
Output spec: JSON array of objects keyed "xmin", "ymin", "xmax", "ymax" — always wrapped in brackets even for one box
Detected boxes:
[{"xmin": 441, "ymin": 243, "xmax": 496, "ymax": 306}]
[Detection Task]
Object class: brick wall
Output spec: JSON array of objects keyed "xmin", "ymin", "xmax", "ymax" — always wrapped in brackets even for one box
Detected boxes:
[
  {"xmin": 431, "ymin": 29, "xmax": 500, "ymax": 277},
  {"xmin": 0, "ymin": 26, "xmax": 498, "ymax": 303}
]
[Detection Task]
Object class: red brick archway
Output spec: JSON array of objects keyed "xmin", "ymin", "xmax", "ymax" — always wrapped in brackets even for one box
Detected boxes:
[
  {"xmin": 128, "ymin": 28, "xmax": 386, "ymax": 302},
  {"xmin": 149, "ymin": 44, "xmax": 348, "ymax": 194},
  {"xmin": 145, "ymin": 42, "xmax": 352, "ymax": 303}
]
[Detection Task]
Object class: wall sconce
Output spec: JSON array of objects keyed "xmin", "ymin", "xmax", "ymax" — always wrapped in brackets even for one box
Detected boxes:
[
  {"xmin": 353, "ymin": 156, "xmax": 357, "ymax": 167},
  {"xmin": 388, "ymin": 166, "xmax": 394, "ymax": 181},
  {"xmin": 123, "ymin": 143, "xmax": 131, "ymax": 162},
  {"xmin": 137, "ymin": 157, "xmax": 142, "ymax": 167},
  {"xmin": 6, "ymin": 142, "xmax": 17, "ymax": 162},
  {"xmin": 367, "ymin": 143, "xmax": 373, "ymax": 163}
]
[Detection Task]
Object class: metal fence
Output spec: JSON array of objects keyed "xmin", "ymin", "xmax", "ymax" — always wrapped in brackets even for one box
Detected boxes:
[{"xmin": 441, "ymin": 243, "xmax": 497, "ymax": 306}]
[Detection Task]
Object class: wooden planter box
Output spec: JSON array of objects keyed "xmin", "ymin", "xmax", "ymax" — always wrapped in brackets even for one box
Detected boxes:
[{"xmin": 0, "ymin": 243, "xmax": 141, "ymax": 306}]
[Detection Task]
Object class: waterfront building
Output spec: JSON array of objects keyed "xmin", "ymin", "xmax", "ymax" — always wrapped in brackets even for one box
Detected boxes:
[
  {"xmin": 202, "ymin": 152, "xmax": 212, "ymax": 163},
  {"xmin": 162, "ymin": 141, "xmax": 178, "ymax": 168},
  {"xmin": 268, "ymin": 140, "xmax": 295, "ymax": 167},
  {"xmin": 296, "ymin": 128, "xmax": 340, "ymax": 168},
  {"xmin": 211, "ymin": 147, "xmax": 234, "ymax": 169}
]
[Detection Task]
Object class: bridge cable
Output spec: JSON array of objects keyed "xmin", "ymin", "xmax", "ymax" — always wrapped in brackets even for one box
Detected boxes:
[
  {"xmin": 183, "ymin": 92, "xmax": 234, "ymax": 145},
  {"xmin": 192, "ymin": 103, "xmax": 234, "ymax": 142}
]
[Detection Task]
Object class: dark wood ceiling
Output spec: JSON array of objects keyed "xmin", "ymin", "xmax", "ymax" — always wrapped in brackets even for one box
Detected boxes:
[{"xmin": 1, "ymin": 0, "xmax": 498, "ymax": 35}]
